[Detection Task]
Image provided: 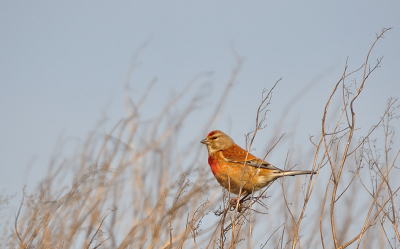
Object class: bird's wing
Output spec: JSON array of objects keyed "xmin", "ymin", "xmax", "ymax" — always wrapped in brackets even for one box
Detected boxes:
[{"xmin": 221, "ymin": 144, "xmax": 282, "ymax": 171}]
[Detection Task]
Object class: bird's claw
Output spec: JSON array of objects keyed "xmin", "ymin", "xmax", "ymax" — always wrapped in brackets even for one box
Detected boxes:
[{"xmin": 228, "ymin": 195, "xmax": 250, "ymax": 212}]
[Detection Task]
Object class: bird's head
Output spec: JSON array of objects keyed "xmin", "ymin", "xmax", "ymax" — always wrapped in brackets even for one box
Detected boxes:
[{"xmin": 201, "ymin": 130, "xmax": 234, "ymax": 153}]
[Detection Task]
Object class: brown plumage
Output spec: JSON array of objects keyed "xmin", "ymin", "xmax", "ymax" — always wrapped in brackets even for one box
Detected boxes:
[{"xmin": 201, "ymin": 130, "xmax": 315, "ymax": 195}]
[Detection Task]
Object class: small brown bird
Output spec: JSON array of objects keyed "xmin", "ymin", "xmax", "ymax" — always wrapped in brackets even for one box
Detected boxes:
[{"xmin": 201, "ymin": 130, "xmax": 315, "ymax": 195}]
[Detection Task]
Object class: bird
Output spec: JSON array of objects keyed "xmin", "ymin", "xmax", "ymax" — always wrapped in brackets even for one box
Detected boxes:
[{"xmin": 201, "ymin": 130, "xmax": 316, "ymax": 196}]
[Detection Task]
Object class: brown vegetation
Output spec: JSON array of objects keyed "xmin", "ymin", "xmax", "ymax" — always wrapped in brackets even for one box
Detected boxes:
[{"xmin": 1, "ymin": 28, "xmax": 398, "ymax": 249}]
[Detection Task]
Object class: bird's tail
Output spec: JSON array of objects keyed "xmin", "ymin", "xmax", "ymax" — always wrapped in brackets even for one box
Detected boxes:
[{"xmin": 280, "ymin": 170, "xmax": 316, "ymax": 177}]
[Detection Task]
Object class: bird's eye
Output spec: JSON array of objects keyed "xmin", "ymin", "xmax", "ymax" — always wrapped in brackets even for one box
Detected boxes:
[{"xmin": 211, "ymin": 136, "xmax": 217, "ymax": 140}]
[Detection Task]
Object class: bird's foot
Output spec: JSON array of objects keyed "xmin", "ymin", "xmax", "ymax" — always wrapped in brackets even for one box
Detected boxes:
[
  {"xmin": 229, "ymin": 194, "xmax": 250, "ymax": 212},
  {"xmin": 229, "ymin": 197, "xmax": 240, "ymax": 207}
]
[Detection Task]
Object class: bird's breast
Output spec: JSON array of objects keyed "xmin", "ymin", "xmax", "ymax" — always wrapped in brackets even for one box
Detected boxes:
[{"xmin": 208, "ymin": 155, "xmax": 219, "ymax": 175}]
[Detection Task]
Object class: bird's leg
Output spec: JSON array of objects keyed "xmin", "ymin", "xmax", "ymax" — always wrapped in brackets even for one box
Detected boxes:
[
  {"xmin": 239, "ymin": 193, "xmax": 251, "ymax": 203},
  {"xmin": 229, "ymin": 193, "xmax": 250, "ymax": 212}
]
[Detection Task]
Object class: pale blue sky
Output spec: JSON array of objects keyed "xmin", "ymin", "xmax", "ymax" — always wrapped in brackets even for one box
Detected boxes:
[{"xmin": 1, "ymin": 1, "xmax": 399, "ymax": 213}]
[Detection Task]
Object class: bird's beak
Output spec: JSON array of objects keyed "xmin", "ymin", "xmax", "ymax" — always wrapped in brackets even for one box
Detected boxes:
[{"xmin": 200, "ymin": 138, "xmax": 209, "ymax": 145}]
